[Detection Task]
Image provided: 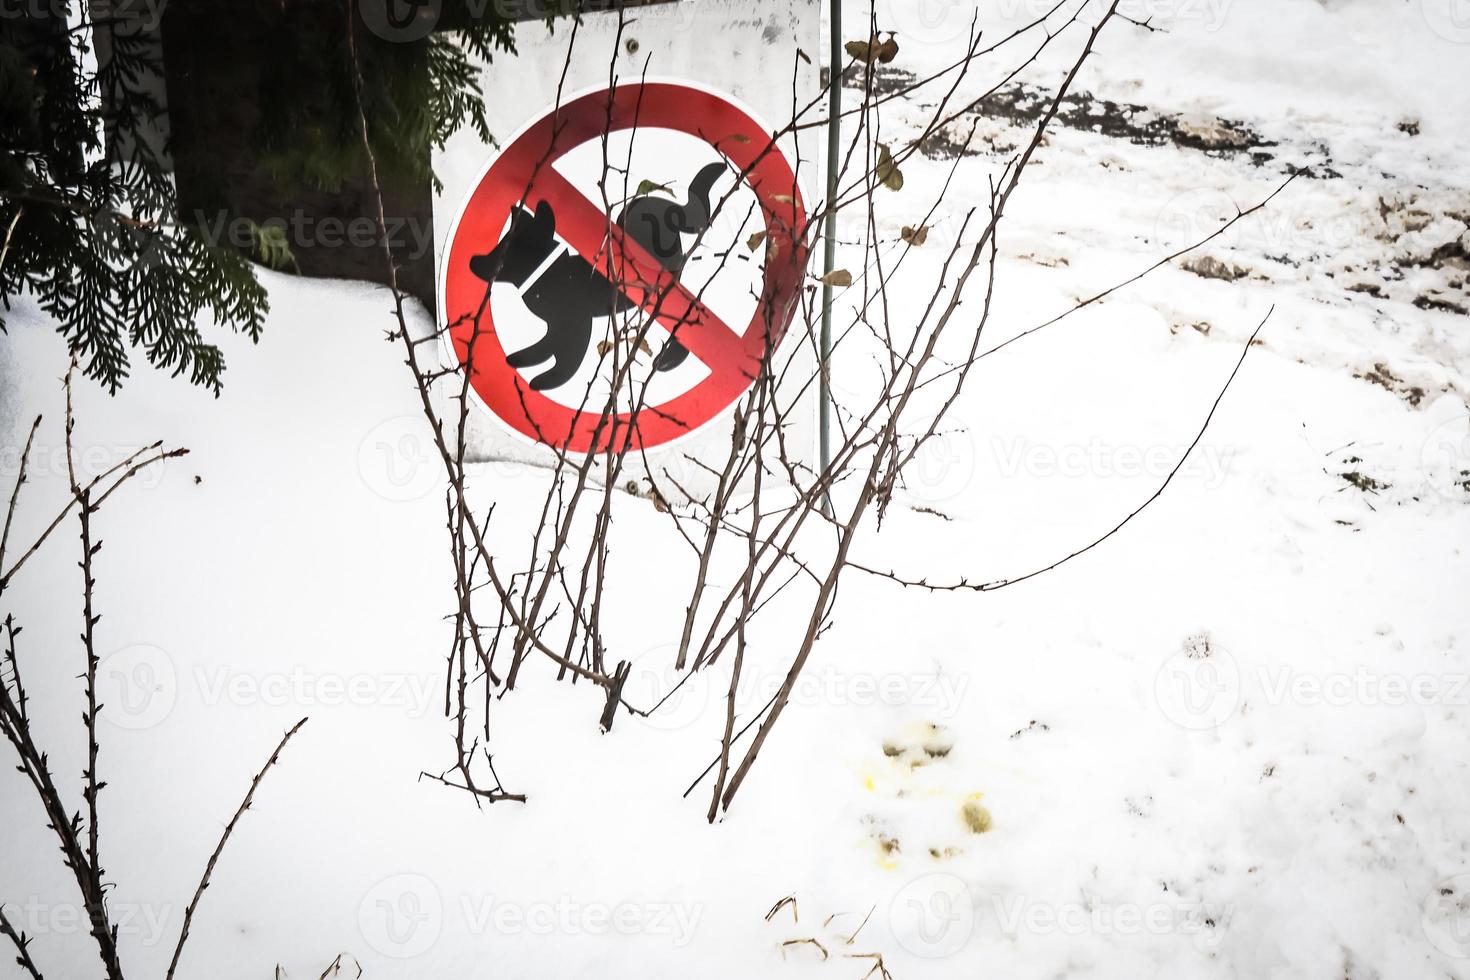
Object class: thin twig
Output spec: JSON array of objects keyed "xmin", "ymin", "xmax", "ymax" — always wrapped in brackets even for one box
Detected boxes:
[
  {"xmin": 0, "ymin": 207, "xmax": 22, "ymax": 275},
  {"xmin": 165, "ymin": 717, "xmax": 309, "ymax": 980},
  {"xmin": 765, "ymin": 894, "xmax": 798, "ymax": 924},
  {"xmin": 0, "ymin": 905, "xmax": 45, "ymax": 980},
  {"xmin": 780, "ymin": 938, "xmax": 828, "ymax": 960},
  {"xmin": 0, "ymin": 414, "xmax": 42, "ymax": 587},
  {"xmin": 852, "ymin": 307, "xmax": 1274, "ymax": 592}
]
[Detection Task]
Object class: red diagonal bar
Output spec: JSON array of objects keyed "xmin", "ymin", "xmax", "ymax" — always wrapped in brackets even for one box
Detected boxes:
[{"xmin": 529, "ymin": 166, "xmax": 756, "ymax": 377}]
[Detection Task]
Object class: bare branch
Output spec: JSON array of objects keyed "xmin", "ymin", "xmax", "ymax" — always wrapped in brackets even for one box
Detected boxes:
[
  {"xmin": 0, "ymin": 905, "xmax": 46, "ymax": 980},
  {"xmin": 166, "ymin": 717, "xmax": 310, "ymax": 980},
  {"xmin": 852, "ymin": 308, "xmax": 1274, "ymax": 592},
  {"xmin": 0, "ymin": 414, "xmax": 41, "ymax": 583}
]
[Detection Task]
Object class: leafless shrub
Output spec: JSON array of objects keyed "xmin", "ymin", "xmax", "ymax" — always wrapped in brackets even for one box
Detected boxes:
[
  {"xmin": 341, "ymin": 0, "xmax": 1286, "ymax": 819},
  {"xmin": 0, "ymin": 367, "xmax": 307, "ymax": 980}
]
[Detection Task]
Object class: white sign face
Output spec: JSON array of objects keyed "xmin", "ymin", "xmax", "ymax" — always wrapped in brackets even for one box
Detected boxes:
[{"xmin": 432, "ymin": 0, "xmax": 822, "ymax": 494}]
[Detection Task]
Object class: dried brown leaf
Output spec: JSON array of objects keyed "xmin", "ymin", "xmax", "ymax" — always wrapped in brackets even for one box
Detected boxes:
[
  {"xmin": 846, "ymin": 34, "xmax": 898, "ymax": 66},
  {"xmin": 876, "ymin": 143, "xmax": 903, "ymax": 191}
]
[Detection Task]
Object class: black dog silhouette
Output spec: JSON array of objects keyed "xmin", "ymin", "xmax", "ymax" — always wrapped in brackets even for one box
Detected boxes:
[{"xmin": 470, "ymin": 161, "xmax": 725, "ymax": 391}]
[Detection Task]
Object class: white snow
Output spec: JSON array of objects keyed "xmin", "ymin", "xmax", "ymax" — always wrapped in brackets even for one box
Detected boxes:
[{"xmin": 2, "ymin": 0, "xmax": 1469, "ymax": 978}]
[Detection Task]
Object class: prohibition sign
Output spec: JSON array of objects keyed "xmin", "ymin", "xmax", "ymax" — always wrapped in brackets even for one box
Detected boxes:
[{"xmin": 442, "ymin": 83, "xmax": 809, "ymax": 454}]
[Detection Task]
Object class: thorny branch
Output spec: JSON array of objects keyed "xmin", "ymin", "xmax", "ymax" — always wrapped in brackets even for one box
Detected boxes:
[
  {"xmin": 2, "ymin": 369, "xmax": 308, "ymax": 979},
  {"xmin": 166, "ymin": 717, "xmax": 310, "ymax": 980},
  {"xmin": 339, "ymin": 0, "xmax": 1287, "ymax": 819}
]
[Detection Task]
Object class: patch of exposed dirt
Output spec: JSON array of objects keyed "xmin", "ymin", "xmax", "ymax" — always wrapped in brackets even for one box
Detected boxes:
[
  {"xmin": 1183, "ymin": 255, "xmax": 1251, "ymax": 282},
  {"xmin": 842, "ymin": 63, "xmax": 920, "ymax": 98},
  {"xmin": 1415, "ymin": 294, "xmax": 1469, "ymax": 316},
  {"xmin": 1345, "ymin": 192, "xmax": 1470, "ymax": 316},
  {"xmin": 1340, "ymin": 470, "xmax": 1389, "ymax": 493},
  {"xmin": 1355, "ymin": 362, "xmax": 1429, "ymax": 407},
  {"xmin": 1420, "ymin": 237, "xmax": 1470, "ymax": 272},
  {"xmin": 846, "ymin": 68, "xmax": 1294, "ymax": 169},
  {"xmin": 1169, "ymin": 320, "xmax": 1213, "ymax": 336}
]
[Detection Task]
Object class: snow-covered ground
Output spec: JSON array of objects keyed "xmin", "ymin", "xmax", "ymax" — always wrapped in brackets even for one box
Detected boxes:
[{"xmin": 3, "ymin": 1, "xmax": 1469, "ymax": 977}]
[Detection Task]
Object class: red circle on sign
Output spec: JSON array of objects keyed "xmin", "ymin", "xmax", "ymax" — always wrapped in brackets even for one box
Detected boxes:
[{"xmin": 442, "ymin": 83, "xmax": 809, "ymax": 454}]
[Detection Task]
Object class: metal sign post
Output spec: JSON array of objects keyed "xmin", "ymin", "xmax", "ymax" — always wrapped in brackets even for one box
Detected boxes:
[{"xmin": 819, "ymin": 0, "xmax": 841, "ymax": 511}]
